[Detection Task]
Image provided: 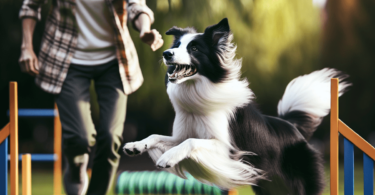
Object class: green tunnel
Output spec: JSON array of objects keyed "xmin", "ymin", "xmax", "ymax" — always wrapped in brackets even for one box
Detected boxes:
[{"xmin": 116, "ymin": 171, "xmax": 229, "ymax": 195}]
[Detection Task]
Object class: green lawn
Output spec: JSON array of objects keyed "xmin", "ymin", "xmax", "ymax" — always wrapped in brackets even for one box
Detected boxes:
[
  {"xmin": 7, "ymin": 170, "xmax": 115, "ymax": 195},
  {"xmin": 237, "ymin": 163, "xmax": 373, "ymax": 195},
  {"xmin": 7, "ymin": 163, "xmax": 374, "ymax": 194}
]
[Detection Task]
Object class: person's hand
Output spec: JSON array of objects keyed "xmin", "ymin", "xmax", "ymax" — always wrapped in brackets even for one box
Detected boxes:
[
  {"xmin": 19, "ymin": 47, "xmax": 39, "ymax": 76},
  {"xmin": 140, "ymin": 29, "xmax": 164, "ymax": 51}
]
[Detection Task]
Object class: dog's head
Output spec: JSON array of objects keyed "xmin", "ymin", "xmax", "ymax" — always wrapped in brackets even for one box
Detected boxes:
[{"xmin": 163, "ymin": 18, "xmax": 239, "ymax": 84}]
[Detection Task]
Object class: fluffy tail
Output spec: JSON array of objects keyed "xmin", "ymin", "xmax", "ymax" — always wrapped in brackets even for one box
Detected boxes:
[{"xmin": 277, "ymin": 68, "xmax": 351, "ymax": 140}]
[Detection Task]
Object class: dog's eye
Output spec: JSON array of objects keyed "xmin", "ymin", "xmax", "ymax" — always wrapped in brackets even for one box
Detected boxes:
[{"xmin": 191, "ymin": 46, "xmax": 198, "ymax": 51}]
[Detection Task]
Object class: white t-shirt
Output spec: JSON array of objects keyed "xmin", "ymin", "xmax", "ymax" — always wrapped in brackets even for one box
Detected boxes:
[{"xmin": 71, "ymin": 0, "xmax": 117, "ymax": 65}]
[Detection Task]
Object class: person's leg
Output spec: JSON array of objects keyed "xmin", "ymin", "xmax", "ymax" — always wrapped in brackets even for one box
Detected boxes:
[
  {"xmin": 55, "ymin": 64, "xmax": 97, "ymax": 195},
  {"xmin": 86, "ymin": 60, "xmax": 127, "ymax": 195}
]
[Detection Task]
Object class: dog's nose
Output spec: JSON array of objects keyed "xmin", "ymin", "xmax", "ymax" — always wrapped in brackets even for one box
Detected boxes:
[{"xmin": 163, "ymin": 51, "xmax": 174, "ymax": 60}]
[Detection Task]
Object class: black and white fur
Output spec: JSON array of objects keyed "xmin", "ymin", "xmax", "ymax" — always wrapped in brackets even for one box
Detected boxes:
[{"xmin": 123, "ymin": 18, "xmax": 351, "ymax": 195}]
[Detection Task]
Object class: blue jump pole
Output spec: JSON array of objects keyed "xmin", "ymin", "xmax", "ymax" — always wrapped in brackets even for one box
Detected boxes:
[
  {"xmin": 344, "ymin": 138, "xmax": 354, "ymax": 195},
  {"xmin": 21, "ymin": 154, "xmax": 57, "ymax": 162},
  {"xmin": 7, "ymin": 109, "xmax": 57, "ymax": 117},
  {"xmin": 363, "ymin": 153, "xmax": 374, "ymax": 195},
  {"xmin": 0, "ymin": 138, "xmax": 8, "ymax": 195},
  {"xmin": 7, "ymin": 154, "xmax": 57, "ymax": 162}
]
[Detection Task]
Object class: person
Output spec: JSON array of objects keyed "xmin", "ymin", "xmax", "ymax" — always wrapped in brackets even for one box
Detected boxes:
[{"xmin": 18, "ymin": 0, "xmax": 163, "ymax": 194}]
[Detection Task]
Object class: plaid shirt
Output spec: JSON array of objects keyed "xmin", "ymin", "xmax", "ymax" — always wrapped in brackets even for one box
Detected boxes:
[{"xmin": 19, "ymin": 0, "xmax": 154, "ymax": 94}]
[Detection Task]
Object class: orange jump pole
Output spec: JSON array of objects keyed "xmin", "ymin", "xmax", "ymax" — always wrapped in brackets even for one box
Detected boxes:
[
  {"xmin": 228, "ymin": 189, "xmax": 238, "ymax": 195},
  {"xmin": 0, "ymin": 124, "xmax": 9, "ymax": 143},
  {"xmin": 22, "ymin": 154, "xmax": 31, "ymax": 195},
  {"xmin": 330, "ymin": 78, "xmax": 339, "ymax": 195},
  {"xmin": 10, "ymin": 82, "xmax": 19, "ymax": 195},
  {"xmin": 338, "ymin": 121, "xmax": 375, "ymax": 160},
  {"xmin": 54, "ymin": 103, "xmax": 62, "ymax": 195},
  {"xmin": 1, "ymin": 124, "xmax": 10, "ymax": 195}
]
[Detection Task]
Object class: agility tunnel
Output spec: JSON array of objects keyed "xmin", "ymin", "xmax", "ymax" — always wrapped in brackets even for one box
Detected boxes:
[
  {"xmin": 330, "ymin": 78, "xmax": 375, "ymax": 195},
  {"xmin": 116, "ymin": 171, "xmax": 234, "ymax": 195}
]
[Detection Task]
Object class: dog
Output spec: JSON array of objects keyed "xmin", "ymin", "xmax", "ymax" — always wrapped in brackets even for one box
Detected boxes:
[{"xmin": 123, "ymin": 18, "xmax": 350, "ymax": 195}]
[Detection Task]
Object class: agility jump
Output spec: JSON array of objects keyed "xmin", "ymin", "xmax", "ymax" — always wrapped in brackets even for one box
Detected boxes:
[
  {"xmin": 330, "ymin": 78, "xmax": 375, "ymax": 195},
  {"xmin": 0, "ymin": 82, "xmax": 19, "ymax": 195},
  {"xmin": 0, "ymin": 82, "xmax": 62, "ymax": 195}
]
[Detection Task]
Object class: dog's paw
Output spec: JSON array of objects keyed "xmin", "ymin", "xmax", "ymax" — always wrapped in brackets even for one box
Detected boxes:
[
  {"xmin": 123, "ymin": 141, "xmax": 148, "ymax": 156},
  {"xmin": 156, "ymin": 148, "xmax": 184, "ymax": 169}
]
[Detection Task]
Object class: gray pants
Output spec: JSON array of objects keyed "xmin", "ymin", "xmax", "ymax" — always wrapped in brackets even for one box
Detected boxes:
[{"xmin": 55, "ymin": 59, "xmax": 127, "ymax": 195}]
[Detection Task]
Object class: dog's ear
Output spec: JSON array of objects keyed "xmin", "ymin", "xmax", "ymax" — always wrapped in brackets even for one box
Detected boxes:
[
  {"xmin": 204, "ymin": 18, "xmax": 230, "ymax": 46},
  {"xmin": 166, "ymin": 26, "xmax": 184, "ymax": 36},
  {"xmin": 166, "ymin": 27, "xmax": 197, "ymax": 37}
]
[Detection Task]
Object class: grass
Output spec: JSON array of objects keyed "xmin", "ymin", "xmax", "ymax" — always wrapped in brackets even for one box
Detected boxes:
[
  {"xmin": 7, "ymin": 163, "xmax": 374, "ymax": 194},
  {"xmin": 7, "ymin": 170, "xmax": 116, "ymax": 195},
  {"xmin": 237, "ymin": 162, "xmax": 373, "ymax": 195}
]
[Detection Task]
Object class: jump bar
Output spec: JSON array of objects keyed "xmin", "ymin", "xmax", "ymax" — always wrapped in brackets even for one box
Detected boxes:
[
  {"xmin": 7, "ymin": 109, "xmax": 58, "ymax": 117},
  {"xmin": 7, "ymin": 154, "xmax": 57, "ymax": 161}
]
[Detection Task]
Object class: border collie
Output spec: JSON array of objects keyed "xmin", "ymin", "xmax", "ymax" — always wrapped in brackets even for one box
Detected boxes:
[{"xmin": 123, "ymin": 18, "xmax": 350, "ymax": 195}]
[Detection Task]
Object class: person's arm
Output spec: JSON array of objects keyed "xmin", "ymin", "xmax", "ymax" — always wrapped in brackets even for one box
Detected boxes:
[
  {"xmin": 18, "ymin": 0, "xmax": 46, "ymax": 76},
  {"xmin": 134, "ymin": 14, "xmax": 163, "ymax": 51},
  {"xmin": 127, "ymin": 0, "xmax": 163, "ymax": 51},
  {"xmin": 19, "ymin": 18, "xmax": 39, "ymax": 76}
]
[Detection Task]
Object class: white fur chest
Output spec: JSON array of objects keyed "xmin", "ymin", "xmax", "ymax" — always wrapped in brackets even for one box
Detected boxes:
[
  {"xmin": 166, "ymin": 76, "xmax": 254, "ymax": 146},
  {"xmin": 167, "ymin": 76, "xmax": 252, "ymax": 114}
]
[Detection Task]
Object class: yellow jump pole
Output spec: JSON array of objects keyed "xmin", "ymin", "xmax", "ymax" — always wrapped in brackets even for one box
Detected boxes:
[
  {"xmin": 10, "ymin": 82, "xmax": 19, "ymax": 195},
  {"xmin": 22, "ymin": 154, "xmax": 31, "ymax": 195},
  {"xmin": 54, "ymin": 103, "xmax": 62, "ymax": 195},
  {"xmin": 330, "ymin": 78, "xmax": 339, "ymax": 195}
]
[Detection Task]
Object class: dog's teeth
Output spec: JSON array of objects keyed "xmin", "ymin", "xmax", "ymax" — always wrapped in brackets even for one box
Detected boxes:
[
  {"xmin": 168, "ymin": 70, "xmax": 178, "ymax": 79},
  {"xmin": 170, "ymin": 73, "xmax": 177, "ymax": 79},
  {"xmin": 180, "ymin": 66, "xmax": 187, "ymax": 76},
  {"xmin": 168, "ymin": 64, "xmax": 197, "ymax": 79}
]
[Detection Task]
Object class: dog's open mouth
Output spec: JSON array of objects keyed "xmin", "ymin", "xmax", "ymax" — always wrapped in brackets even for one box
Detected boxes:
[{"xmin": 167, "ymin": 64, "xmax": 198, "ymax": 82}]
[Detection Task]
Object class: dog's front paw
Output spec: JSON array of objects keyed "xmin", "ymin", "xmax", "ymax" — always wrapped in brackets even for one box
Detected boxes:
[
  {"xmin": 123, "ymin": 141, "xmax": 148, "ymax": 156},
  {"xmin": 156, "ymin": 148, "xmax": 184, "ymax": 169}
]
